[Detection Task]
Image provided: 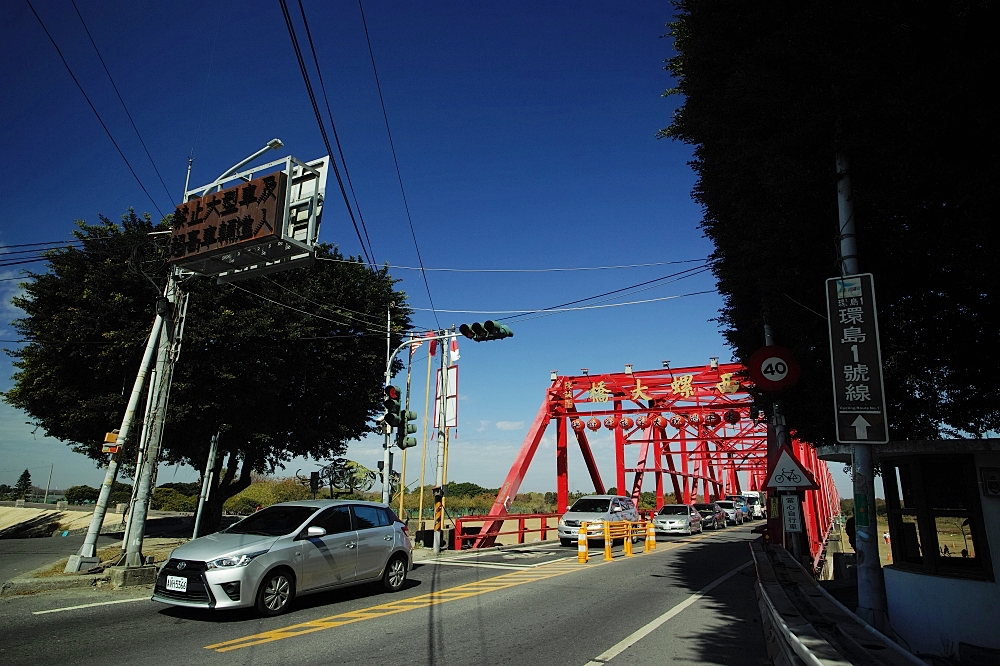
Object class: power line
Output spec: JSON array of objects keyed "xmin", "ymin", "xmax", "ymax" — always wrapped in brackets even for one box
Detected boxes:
[
  {"xmin": 0, "ymin": 240, "xmax": 86, "ymax": 250},
  {"xmin": 405, "ymin": 290, "xmax": 716, "ymax": 315},
  {"xmin": 25, "ymin": 0, "xmax": 166, "ymax": 220},
  {"xmin": 295, "ymin": 0, "xmax": 376, "ymax": 263},
  {"xmin": 70, "ymin": 0, "xmax": 175, "ymax": 206},
  {"xmin": 277, "ymin": 0, "xmax": 375, "ymax": 267},
  {"xmin": 316, "ymin": 255, "xmax": 708, "ymax": 273},
  {"xmin": 357, "ymin": 0, "xmax": 440, "ymax": 329},
  {"xmin": 229, "ymin": 283, "xmax": 396, "ymax": 335}
]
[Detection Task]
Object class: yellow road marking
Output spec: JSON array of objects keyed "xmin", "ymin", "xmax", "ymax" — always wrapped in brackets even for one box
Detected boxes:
[{"xmin": 205, "ymin": 527, "xmax": 726, "ymax": 653}]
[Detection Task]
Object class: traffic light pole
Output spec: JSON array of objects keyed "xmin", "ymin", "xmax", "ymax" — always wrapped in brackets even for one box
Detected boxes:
[
  {"xmin": 382, "ymin": 306, "xmax": 394, "ymax": 504},
  {"xmin": 433, "ymin": 334, "xmax": 451, "ymax": 554}
]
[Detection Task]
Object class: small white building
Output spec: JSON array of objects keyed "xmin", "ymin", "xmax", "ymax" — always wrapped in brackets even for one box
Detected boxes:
[{"xmin": 820, "ymin": 439, "xmax": 1000, "ymax": 662}]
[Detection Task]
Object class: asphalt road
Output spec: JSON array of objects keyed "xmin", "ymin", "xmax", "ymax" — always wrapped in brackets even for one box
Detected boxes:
[
  {"xmin": 0, "ymin": 525, "xmax": 767, "ymax": 666},
  {"xmin": 0, "ymin": 534, "xmax": 119, "ymax": 582}
]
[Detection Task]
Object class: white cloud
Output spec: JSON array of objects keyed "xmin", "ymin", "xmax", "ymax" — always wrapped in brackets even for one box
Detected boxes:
[
  {"xmin": 495, "ymin": 421, "xmax": 524, "ymax": 431},
  {"xmin": 477, "ymin": 420, "xmax": 491, "ymax": 432}
]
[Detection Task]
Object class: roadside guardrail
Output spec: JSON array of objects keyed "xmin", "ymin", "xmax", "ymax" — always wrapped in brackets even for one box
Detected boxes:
[{"xmin": 576, "ymin": 520, "xmax": 656, "ymax": 563}]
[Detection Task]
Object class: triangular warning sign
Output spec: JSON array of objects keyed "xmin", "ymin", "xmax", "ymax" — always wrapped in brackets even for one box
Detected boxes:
[{"xmin": 764, "ymin": 444, "xmax": 819, "ymax": 490}]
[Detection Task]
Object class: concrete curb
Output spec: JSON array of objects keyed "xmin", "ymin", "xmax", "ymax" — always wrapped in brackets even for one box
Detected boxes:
[{"xmin": 1, "ymin": 572, "xmax": 110, "ymax": 597}]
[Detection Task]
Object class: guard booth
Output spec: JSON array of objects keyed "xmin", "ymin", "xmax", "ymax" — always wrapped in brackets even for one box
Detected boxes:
[{"xmin": 819, "ymin": 439, "xmax": 1000, "ymax": 662}]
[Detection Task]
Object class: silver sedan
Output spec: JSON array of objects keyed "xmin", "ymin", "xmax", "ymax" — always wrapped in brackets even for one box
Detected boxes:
[{"xmin": 152, "ymin": 500, "xmax": 412, "ymax": 616}]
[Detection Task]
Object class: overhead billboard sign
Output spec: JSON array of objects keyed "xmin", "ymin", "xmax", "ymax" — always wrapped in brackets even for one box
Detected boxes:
[
  {"xmin": 825, "ymin": 273, "xmax": 889, "ymax": 444},
  {"xmin": 169, "ymin": 171, "xmax": 287, "ymax": 269}
]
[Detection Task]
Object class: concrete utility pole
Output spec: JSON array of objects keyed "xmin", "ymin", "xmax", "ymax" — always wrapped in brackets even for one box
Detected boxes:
[
  {"xmin": 433, "ymin": 333, "xmax": 451, "ymax": 554},
  {"xmin": 125, "ymin": 268, "xmax": 188, "ymax": 567},
  {"xmin": 67, "ymin": 309, "xmax": 164, "ymax": 572},
  {"xmin": 192, "ymin": 431, "xmax": 219, "ymax": 540},
  {"xmin": 399, "ymin": 336, "xmax": 415, "ymax": 519},
  {"xmin": 836, "ymin": 152, "xmax": 886, "ymax": 630},
  {"xmin": 43, "ymin": 464, "xmax": 53, "ymax": 505}
]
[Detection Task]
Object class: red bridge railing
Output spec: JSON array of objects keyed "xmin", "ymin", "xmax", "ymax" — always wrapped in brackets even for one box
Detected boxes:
[{"xmin": 452, "ymin": 512, "xmax": 560, "ymax": 550}]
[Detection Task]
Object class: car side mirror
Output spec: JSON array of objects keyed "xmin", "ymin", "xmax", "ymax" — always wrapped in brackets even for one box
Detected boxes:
[{"xmin": 306, "ymin": 526, "xmax": 327, "ymax": 538}]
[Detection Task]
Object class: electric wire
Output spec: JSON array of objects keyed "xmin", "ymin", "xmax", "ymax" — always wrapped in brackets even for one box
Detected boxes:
[
  {"xmin": 296, "ymin": 0, "xmax": 376, "ymax": 263},
  {"xmin": 357, "ymin": 0, "xmax": 440, "ymax": 329},
  {"xmin": 277, "ymin": 0, "xmax": 375, "ymax": 266},
  {"xmin": 315, "ymin": 255, "xmax": 708, "ymax": 273},
  {"xmin": 229, "ymin": 283, "xmax": 396, "ymax": 335},
  {"xmin": 70, "ymin": 0, "xmax": 175, "ymax": 206},
  {"xmin": 25, "ymin": 0, "xmax": 167, "ymax": 220}
]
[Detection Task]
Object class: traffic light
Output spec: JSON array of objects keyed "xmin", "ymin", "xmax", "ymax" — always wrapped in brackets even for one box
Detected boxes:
[
  {"xmin": 383, "ymin": 385, "xmax": 401, "ymax": 428},
  {"xmin": 459, "ymin": 320, "xmax": 514, "ymax": 342},
  {"xmin": 395, "ymin": 410, "xmax": 418, "ymax": 449}
]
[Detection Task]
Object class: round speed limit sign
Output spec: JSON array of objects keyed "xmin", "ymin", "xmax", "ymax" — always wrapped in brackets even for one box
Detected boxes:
[{"xmin": 747, "ymin": 346, "xmax": 800, "ymax": 392}]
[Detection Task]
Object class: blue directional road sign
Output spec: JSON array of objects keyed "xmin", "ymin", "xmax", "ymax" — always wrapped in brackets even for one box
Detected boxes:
[{"xmin": 825, "ymin": 274, "xmax": 889, "ymax": 444}]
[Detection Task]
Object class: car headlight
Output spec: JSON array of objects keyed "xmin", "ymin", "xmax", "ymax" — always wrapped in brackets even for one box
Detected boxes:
[{"xmin": 206, "ymin": 549, "xmax": 269, "ymax": 569}]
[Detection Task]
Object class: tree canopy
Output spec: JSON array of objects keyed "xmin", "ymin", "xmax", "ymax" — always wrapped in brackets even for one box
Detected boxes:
[
  {"xmin": 662, "ymin": 1, "xmax": 1000, "ymax": 443},
  {"xmin": 4, "ymin": 211, "xmax": 412, "ymax": 530}
]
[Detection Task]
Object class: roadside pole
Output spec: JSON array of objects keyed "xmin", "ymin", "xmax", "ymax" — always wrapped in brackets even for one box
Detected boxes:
[
  {"xmin": 192, "ymin": 431, "xmax": 219, "ymax": 539},
  {"xmin": 43, "ymin": 464, "xmax": 52, "ymax": 505},
  {"xmin": 67, "ymin": 311, "xmax": 163, "ymax": 571},
  {"xmin": 433, "ymin": 332, "xmax": 451, "ymax": 554},
  {"xmin": 417, "ymin": 338, "xmax": 433, "ymax": 528},
  {"xmin": 125, "ymin": 268, "xmax": 188, "ymax": 567},
  {"xmin": 763, "ymin": 323, "xmax": 791, "ymax": 553},
  {"xmin": 382, "ymin": 306, "xmax": 394, "ymax": 505},
  {"xmin": 836, "ymin": 152, "xmax": 886, "ymax": 629},
  {"xmin": 399, "ymin": 336, "xmax": 414, "ymax": 519}
]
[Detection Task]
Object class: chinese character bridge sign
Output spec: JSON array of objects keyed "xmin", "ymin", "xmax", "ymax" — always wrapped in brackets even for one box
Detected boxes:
[
  {"xmin": 169, "ymin": 171, "xmax": 287, "ymax": 273},
  {"xmin": 825, "ymin": 273, "xmax": 888, "ymax": 443}
]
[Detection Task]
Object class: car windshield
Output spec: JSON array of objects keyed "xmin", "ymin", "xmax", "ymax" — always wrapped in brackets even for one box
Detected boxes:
[
  {"xmin": 224, "ymin": 506, "xmax": 318, "ymax": 536},
  {"xmin": 693, "ymin": 503, "xmax": 715, "ymax": 511},
  {"xmin": 716, "ymin": 501, "xmax": 735, "ymax": 509},
  {"xmin": 568, "ymin": 498, "xmax": 610, "ymax": 513},
  {"xmin": 658, "ymin": 505, "xmax": 689, "ymax": 515},
  {"xmin": 746, "ymin": 497, "xmax": 759, "ymax": 505}
]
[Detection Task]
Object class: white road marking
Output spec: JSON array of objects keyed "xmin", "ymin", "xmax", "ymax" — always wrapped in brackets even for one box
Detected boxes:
[
  {"xmin": 33, "ymin": 597, "xmax": 149, "ymax": 615},
  {"xmin": 582, "ymin": 560, "xmax": 754, "ymax": 665}
]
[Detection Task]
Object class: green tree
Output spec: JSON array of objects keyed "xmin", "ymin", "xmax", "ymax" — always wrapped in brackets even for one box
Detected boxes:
[
  {"xmin": 64, "ymin": 485, "xmax": 100, "ymax": 504},
  {"xmin": 661, "ymin": 1, "xmax": 1000, "ymax": 443},
  {"xmin": 14, "ymin": 469, "xmax": 32, "ymax": 499},
  {"xmin": 4, "ymin": 212, "xmax": 411, "ymax": 532}
]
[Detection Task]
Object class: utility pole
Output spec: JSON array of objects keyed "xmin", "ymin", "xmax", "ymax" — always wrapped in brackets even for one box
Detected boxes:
[
  {"xmin": 43, "ymin": 464, "xmax": 53, "ymax": 505},
  {"xmin": 417, "ymin": 337, "xmax": 433, "ymax": 528},
  {"xmin": 382, "ymin": 305, "xmax": 394, "ymax": 505},
  {"xmin": 433, "ymin": 332, "xmax": 451, "ymax": 554},
  {"xmin": 67, "ymin": 310, "xmax": 163, "ymax": 572},
  {"xmin": 192, "ymin": 431, "xmax": 219, "ymax": 540},
  {"xmin": 125, "ymin": 267, "xmax": 188, "ymax": 567},
  {"xmin": 836, "ymin": 152, "xmax": 886, "ymax": 629}
]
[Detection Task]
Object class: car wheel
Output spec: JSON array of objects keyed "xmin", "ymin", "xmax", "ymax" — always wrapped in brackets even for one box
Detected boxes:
[
  {"xmin": 256, "ymin": 569, "xmax": 294, "ymax": 617},
  {"xmin": 381, "ymin": 555, "xmax": 408, "ymax": 593},
  {"xmin": 560, "ymin": 538, "xmax": 572, "ymax": 547}
]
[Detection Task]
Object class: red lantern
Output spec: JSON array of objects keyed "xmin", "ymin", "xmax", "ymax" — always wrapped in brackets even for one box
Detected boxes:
[
  {"xmin": 704, "ymin": 412, "xmax": 721, "ymax": 426},
  {"xmin": 586, "ymin": 418, "xmax": 601, "ymax": 432},
  {"xmin": 688, "ymin": 413, "xmax": 701, "ymax": 425},
  {"xmin": 571, "ymin": 418, "xmax": 585, "ymax": 432},
  {"xmin": 654, "ymin": 414, "xmax": 668, "ymax": 428},
  {"xmin": 635, "ymin": 415, "xmax": 649, "ymax": 429},
  {"xmin": 604, "ymin": 416, "xmax": 617, "ymax": 430},
  {"xmin": 670, "ymin": 414, "xmax": 684, "ymax": 427},
  {"xmin": 619, "ymin": 416, "xmax": 634, "ymax": 430},
  {"xmin": 724, "ymin": 409, "xmax": 741, "ymax": 424}
]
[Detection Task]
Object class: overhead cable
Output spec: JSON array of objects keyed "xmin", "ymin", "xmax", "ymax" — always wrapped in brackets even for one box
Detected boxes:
[
  {"xmin": 70, "ymin": 0, "xmax": 175, "ymax": 206},
  {"xmin": 406, "ymin": 290, "xmax": 716, "ymax": 314},
  {"xmin": 25, "ymin": 0, "xmax": 166, "ymax": 220},
  {"xmin": 277, "ymin": 0, "xmax": 375, "ymax": 266},
  {"xmin": 295, "ymin": 0, "xmax": 376, "ymax": 263},
  {"xmin": 357, "ymin": 0, "xmax": 440, "ymax": 328},
  {"xmin": 316, "ymin": 255, "xmax": 708, "ymax": 273}
]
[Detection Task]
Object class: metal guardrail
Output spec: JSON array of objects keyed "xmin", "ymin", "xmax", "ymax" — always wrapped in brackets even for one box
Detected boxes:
[{"xmin": 452, "ymin": 512, "xmax": 560, "ymax": 549}]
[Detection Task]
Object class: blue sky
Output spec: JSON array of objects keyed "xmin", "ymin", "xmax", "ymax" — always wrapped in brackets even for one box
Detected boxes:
[{"xmin": 0, "ymin": 1, "xmax": 855, "ymax": 499}]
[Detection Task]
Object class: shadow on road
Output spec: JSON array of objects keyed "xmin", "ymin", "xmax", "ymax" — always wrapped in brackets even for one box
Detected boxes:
[
  {"xmin": 155, "ymin": 577, "xmax": 423, "ymax": 623},
  {"xmin": 649, "ymin": 529, "xmax": 768, "ymax": 666}
]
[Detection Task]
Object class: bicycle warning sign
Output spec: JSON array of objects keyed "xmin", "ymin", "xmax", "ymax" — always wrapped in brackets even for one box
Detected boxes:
[{"xmin": 764, "ymin": 444, "xmax": 818, "ymax": 491}]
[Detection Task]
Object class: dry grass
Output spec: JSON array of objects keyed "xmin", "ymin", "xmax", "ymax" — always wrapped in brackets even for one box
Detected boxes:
[{"xmin": 33, "ymin": 538, "xmax": 188, "ymax": 577}]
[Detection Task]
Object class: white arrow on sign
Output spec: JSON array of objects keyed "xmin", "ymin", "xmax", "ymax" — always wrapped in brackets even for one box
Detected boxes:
[{"xmin": 851, "ymin": 415, "xmax": 871, "ymax": 440}]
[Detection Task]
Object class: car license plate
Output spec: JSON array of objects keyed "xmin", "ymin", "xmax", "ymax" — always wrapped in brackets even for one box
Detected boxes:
[{"xmin": 166, "ymin": 575, "xmax": 188, "ymax": 593}]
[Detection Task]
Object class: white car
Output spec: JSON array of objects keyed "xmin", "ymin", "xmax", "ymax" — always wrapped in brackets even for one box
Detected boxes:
[
  {"xmin": 716, "ymin": 500, "xmax": 744, "ymax": 525},
  {"xmin": 558, "ymin": 495, "xmax": 640, "ymax": 546},
  {"xmin": 653, "ymin": 504, "xmax": 703, "ymax": 536}
]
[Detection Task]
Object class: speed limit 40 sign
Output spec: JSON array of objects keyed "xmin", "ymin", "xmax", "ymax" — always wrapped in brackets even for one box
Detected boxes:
[{"xmin": 748, "ymin": 345, "xmax": 800, "ymax": 392}]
